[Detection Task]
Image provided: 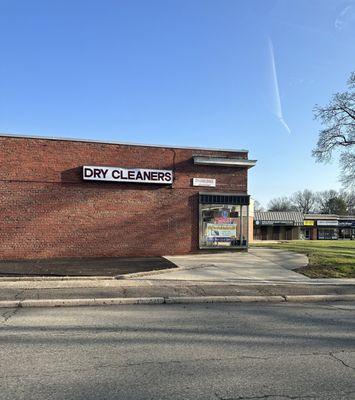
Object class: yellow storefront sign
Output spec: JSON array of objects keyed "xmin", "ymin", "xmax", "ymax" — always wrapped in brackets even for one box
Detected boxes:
[{"xmin": 304, "ymin": 220, "xmax": 314, "ymax": 226}]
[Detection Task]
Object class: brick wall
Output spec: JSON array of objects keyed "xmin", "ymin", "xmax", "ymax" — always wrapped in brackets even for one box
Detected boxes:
[{"xmin": 0, "ymin": 136, "xmax": 249, "ymax": 259}]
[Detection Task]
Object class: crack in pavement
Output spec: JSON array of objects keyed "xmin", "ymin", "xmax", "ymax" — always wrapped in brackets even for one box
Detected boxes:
[
  {"xmin": 215, "ymin": 393, "xmax": 317, "ymax": 399},
  {"xmin": 329, "ymin": 352, "xmax": 355, "ymax": 371},
  {"xmin": 1, "ymin": 350, "xmax": 355, "ymax": 381},
  {"xmin": 214, "ymin": 391, "xmax": 355, "ymax": 400},
  {"xmin": 0, "ymin": 354, "xmax": 273, "ymax": 380},
  {"xmin": 326, "ymin": 304, "xmax": 355, "ymax": 312},
  {"xmin": 14, "ymin": 290, "xmax": 25, "ymax": 300},
  {"xmin": 1, "ymin": 308, "xmax": 19, "ymax": 324}
]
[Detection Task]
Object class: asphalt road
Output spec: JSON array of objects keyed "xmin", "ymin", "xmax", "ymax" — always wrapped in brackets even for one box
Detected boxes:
[{"xmin": 1, "ymin": 303, "xmax": 355, "ymax": 400}]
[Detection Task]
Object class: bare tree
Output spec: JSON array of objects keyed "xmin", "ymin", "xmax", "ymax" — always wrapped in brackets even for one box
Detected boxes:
[
  {"xmin": 253, "ymin": 199, "xmax": 264, "ymax": 212},
  {"xmin": 313, "ymin": 72, "xmax": 355, "ymax": 189},
  {"xmin": 268, "ymin": 189, "xmax": 353, "ymax": 215},
  {"xmin": 291, "ymin": 189, "xmax": 316, "ymax": 213},
  {"xmin": 340, "ymin": 190, "xmax": 355, "ymax": 215},
  {"xmin": 339, "ymin": 151, "xmax": 355, "ymax": 188},
  {"xmin": 268, "ymin": 197, "xmax": 296, "ymax": 212},
  {"xmin": 316, "ymin": 190, "xmax": 347, "ymax": 214}
]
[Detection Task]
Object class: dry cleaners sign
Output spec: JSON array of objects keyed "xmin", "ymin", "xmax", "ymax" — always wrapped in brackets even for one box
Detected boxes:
[{"xmin": 83, "ymin": 166, "xmax": 173, "ymax": 185}]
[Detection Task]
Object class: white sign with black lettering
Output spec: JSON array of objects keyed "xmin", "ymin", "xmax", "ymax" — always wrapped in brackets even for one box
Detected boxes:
[
  {"xmin": 192, "ymin": 178, "xmax": 216, "ymax": 187},
  {"xmin": 317, "ymin": 220, "xmax": 338, "ymax": 226},
  {"xmin": 83, "ymin": 166, "xmax": 173, "ymax": 184}
]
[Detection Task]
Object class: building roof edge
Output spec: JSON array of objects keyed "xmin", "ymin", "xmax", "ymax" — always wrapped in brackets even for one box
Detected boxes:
[{"xmin": 0, "ymin": 132, "xmax": 249, "ymax": 154}]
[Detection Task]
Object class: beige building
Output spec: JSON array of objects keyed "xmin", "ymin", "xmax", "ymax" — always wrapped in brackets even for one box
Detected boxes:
[
  {"xmin": 253, "ymin": 211, "xmax": 303, "ymax": 241},
  {"xmin": 253, "ymin": 211, "xmax": 355, "ymax": 241}
]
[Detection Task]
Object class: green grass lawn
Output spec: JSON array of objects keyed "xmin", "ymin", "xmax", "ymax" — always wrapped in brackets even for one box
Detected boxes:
[{"xmin": 251, "ymin": 240, "xmax": 355, "ymax": 278}]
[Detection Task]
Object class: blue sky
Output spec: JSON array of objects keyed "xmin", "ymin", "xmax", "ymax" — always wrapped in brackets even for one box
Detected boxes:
[{"xmin": 1, "ymin": 0, "xmax": 354, "ymax": 206}]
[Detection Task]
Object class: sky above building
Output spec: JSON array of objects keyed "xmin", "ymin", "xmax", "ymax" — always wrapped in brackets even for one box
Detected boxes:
[{"xmin": 1, "ymin": 0, "xmax": 354, "ymax": 206}]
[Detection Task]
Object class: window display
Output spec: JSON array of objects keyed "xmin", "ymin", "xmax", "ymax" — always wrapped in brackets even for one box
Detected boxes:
[
  {"xmin": 317, "ymin": 228, "xmax": 338, "ymax": 240},
  {"xmin": 199, "ymin": 203, "xmax": 247, "ymax": 248}
]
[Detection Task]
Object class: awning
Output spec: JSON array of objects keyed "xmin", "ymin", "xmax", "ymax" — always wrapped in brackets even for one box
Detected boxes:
[{"xmin": 194, "ymin": 156, "xmax": 257, "ymax": 169}]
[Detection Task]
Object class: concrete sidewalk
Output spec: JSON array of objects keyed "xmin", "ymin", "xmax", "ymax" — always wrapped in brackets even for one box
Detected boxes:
[
  {"xmin": 1, "ymin": 249, "xmax": 355, "ymax": 307},
  {"xmin": 121, "ymin": 248, "xmax": 310, "ymax": 282}
]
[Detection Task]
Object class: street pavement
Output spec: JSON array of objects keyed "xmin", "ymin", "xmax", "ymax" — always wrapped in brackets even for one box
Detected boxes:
[{"xmin": 1, "ymin": 302, "xmax": 355, "ymax": 400}]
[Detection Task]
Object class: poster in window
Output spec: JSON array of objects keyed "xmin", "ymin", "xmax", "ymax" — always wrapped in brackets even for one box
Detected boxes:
[{"xmin": 206, "ymin": 223, "xmax": 237, "ymax": 238}]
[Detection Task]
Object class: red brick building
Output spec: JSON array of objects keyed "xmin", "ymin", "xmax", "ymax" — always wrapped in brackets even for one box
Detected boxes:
[{"xmin": 0, "ymin": 134, "xmax": 256, "ymax": 260}]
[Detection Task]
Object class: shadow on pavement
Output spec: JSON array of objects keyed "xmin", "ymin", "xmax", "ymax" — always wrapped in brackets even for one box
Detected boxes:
[{"xmin": 0, "ymin": 257, "xmax": 177, "ymax": 277}]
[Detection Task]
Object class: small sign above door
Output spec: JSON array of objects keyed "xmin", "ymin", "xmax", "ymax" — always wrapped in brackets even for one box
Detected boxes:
[{"xmin": 192, "ymin": 178, "xmax": 216, "ymax": 187}]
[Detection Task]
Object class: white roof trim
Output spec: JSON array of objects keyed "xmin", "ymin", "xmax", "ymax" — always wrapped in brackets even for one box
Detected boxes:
[{"xmin": 194, "ymin": 156, "xmax": 257, "ymax": 168}]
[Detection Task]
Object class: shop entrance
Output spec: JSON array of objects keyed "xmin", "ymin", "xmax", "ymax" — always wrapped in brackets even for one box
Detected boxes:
[
  {"xmin": 301, "ymin": 228, "xmax": 311, "ymax": 240},
  {"xmin": 285, "ymin": 227, "xmax": 293, "ymax": 240},
  {"xmin": 261, "ymin": 226, "xmax": 268, "ymax": 240},
  {"xmin": 272, "ymin": 226, "xmax": 280, "ymax": 240}
]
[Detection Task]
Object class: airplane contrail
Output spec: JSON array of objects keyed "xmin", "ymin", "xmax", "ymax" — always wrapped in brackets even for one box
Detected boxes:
[{"xmin": 268, "ymin": 37, "xmax": 291, "ymax": 134}]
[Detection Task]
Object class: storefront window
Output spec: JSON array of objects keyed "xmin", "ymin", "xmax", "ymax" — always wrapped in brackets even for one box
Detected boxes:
[
  {"xmin": 339, "ymin": 227, "xmax": 355, "ymax": 239},
  {"xmin": 199, "ymin": 203, "xmax": 247, "ymax": 248},
  {"xmin": 318, "ymin": 228, "xmax": 338, "ymax": 240}
]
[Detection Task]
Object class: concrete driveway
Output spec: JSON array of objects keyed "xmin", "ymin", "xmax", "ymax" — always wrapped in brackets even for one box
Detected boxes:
[{"xmin": 139, "ymin": 248, "xmax": 310, "ymax": 282}]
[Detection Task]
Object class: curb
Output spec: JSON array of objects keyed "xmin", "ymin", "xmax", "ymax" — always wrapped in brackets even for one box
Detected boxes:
[
  {"xmin": 1, "ymin": 294, "xmax": 355, "ymax": 308},
  {"xmin": 0, "ymin": 297, "xmax": 165, "ymax": 308},
  {"xmin": 164, "ymin": 295, "xmax": 284, "ymax": 304},
  {"xmin": 284, "ymin": 294, "xmax": 355, "ymax": 302},
  {"xmin": 0, "ymin": 276, "xmax": 116, "ymax": 282}
]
